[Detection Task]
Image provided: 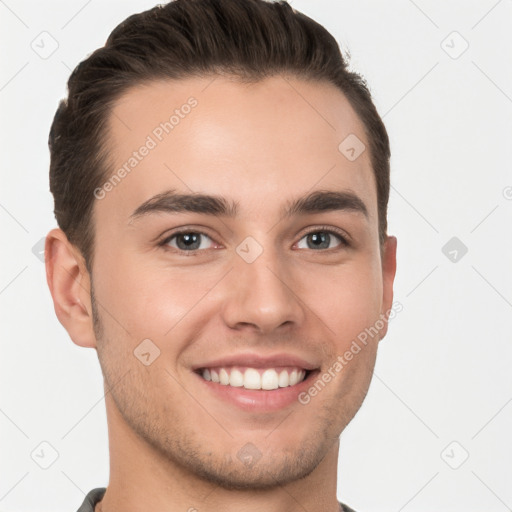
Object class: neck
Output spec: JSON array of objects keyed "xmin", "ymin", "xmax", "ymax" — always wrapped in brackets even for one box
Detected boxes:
[{"xmin": 98, "ymin": 392, "xmax": 342, "ymax": 512}]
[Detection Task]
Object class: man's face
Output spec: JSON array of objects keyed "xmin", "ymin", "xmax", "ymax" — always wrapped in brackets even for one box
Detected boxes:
[{"xmin": 89, "ymin": 75, "xmax": 396, "ymax": 489}]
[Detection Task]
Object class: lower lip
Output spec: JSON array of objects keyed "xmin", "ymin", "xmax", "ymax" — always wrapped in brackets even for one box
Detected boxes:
[{"xmin": 194, "ymin": 370, "xmax": 320, "ymax": 412}]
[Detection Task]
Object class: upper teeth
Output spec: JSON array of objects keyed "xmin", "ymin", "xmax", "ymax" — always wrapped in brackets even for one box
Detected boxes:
[{"xmin": 201, "ymin": 367, "xmax": 307, "ymax": 390}]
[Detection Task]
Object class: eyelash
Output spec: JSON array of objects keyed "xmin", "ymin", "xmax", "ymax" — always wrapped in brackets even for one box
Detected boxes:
[{"xmin": 158, "ymin": 226, "xmax": 350, "ymax": 256}]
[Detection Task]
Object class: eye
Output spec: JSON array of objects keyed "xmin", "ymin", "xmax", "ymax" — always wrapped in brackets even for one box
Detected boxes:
[
  {"xmin": 161, "ymin": 231, "xmax": 216, "ymax": 253},
  {"xmin": 159, "ymin": 227, "xmax": 350, "ymax": 255},
  {"xmin": 296, "ymin": 228, "xmax": 349, "ymax": 251}
]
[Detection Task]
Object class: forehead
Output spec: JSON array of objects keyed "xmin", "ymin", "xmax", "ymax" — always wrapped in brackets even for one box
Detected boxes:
[{"xmin": 99, "ymin": 75, "xmax": 377, "ymax": 227}]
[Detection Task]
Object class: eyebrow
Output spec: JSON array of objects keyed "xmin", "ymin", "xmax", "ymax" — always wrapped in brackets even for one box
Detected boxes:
[{"xmin": 130, "ymin": 188, "xmax": 368, "ymax": 221}]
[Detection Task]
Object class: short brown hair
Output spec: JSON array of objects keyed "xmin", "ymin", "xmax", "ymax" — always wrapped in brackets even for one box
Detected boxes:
[{"xmin": 49, "ymin": 0, "xmax": 390, "ymax": 271}]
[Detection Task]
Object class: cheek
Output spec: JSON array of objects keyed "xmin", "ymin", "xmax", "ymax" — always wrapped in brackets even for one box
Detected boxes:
[
  {"xmin": 296, "ymin": 258, "xmax": 384, "ymax": 343},
  {"xmin": 92, "ymin": 251, "xmax": 223, "ymax": 360}
]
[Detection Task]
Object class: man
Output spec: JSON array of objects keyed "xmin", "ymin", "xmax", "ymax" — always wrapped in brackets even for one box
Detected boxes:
[{"xmin": 45, "ymin": 0, "xmax": 397, "ymax": 510}]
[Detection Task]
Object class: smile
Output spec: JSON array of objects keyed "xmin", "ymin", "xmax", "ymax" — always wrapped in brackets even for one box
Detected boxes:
[{"xmin": 199, "ymin": 366, "xmax": 309, "ymax": 390}]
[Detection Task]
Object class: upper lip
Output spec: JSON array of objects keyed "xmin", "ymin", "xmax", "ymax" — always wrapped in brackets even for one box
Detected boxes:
[{"xmin": 192, "ymin": 352, "xmax": 320, "ymax": 371}]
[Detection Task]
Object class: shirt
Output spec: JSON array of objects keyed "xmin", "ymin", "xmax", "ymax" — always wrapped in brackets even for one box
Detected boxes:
[{"xmin": 77, "ymin": 487, "xmax": 358, "ymax": 512}]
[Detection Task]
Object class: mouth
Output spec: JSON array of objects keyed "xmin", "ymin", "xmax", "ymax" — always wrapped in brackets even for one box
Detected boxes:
[
  {"xmin": 190, "ymin": 353, "xmax": 321, "ymax": 412},
  {"xmin": 195, "ymin": 366, "xmax": 312, "ymax": 390},
  {"xmin": 191, "ymin": 356, "xmax": 321, "ymax": 412}
]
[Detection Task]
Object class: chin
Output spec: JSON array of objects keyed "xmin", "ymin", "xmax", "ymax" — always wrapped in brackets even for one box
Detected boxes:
[{"xmin": 185, "ymin": 449, "xmax": 326, "ymax": 491}]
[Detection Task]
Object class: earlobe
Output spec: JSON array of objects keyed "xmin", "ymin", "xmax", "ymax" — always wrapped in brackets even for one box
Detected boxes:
[
  {"xmin": 45, "ymin": 228, "xmax": 97, "ymax": 348},
  {"xmin": 379, "ymin": 235, "xmax": 398, "ymax": 340}
]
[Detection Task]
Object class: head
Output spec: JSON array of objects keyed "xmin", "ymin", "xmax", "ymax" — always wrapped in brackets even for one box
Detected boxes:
[{"xmin": 46, "ymin": 0, "xmax": 396, "ymax": 492}]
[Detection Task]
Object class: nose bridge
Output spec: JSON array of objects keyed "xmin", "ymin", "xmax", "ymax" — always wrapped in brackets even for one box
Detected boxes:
[{"xmin": 221, "ymin": 237, "xmax": 304, "ymax": 333}]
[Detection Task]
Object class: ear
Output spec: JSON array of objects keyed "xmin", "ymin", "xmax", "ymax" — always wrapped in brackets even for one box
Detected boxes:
[
  {"xmin": 45, "ymin": 228, "xmax": 97, "ymax": 348},
  {"xmin": 379, "ymin": 235, "xmax": 397, "ymax": 340}
]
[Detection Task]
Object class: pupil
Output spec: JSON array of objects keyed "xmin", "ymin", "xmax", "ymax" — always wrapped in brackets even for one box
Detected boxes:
[
  {"xmin": 309, "ymin": 232, "xmax": 329, "ymax": 249},
  {"xmin": 179, "ymin": 233, "xmax": 200, "ymax": 249}
]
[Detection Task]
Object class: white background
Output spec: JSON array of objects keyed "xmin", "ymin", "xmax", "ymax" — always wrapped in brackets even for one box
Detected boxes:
[{"xmin": 1, "ymin": 1, "xmax": 511, "ymax": 511}]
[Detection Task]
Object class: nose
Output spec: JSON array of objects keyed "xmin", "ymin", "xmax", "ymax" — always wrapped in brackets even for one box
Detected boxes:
[{"xmin": 221, "ymin": 243, "xmax": 305, "ymax": 335}]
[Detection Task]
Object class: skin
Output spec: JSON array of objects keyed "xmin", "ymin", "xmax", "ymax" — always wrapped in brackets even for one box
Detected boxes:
[{"xmin": 45, "ymin": 75, "xmax": 397, "ymax": 512}]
